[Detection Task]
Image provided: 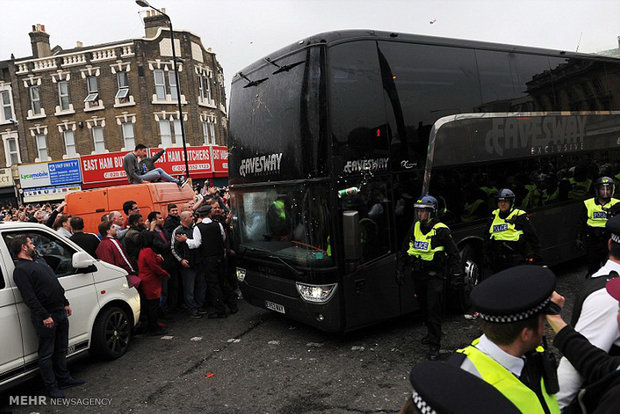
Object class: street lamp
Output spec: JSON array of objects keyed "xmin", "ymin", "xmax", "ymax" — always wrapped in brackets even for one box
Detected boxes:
[{"xmin": 136, "ymin": 0, "xmax": 190, "ymax": 180}]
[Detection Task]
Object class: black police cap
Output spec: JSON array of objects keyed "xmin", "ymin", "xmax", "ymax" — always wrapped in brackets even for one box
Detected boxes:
[
  {"xmin": 409, "ymin": 361, "xmax": 520, "ymax": 414},
  {"xmin": 606, "ymin": 214, "xmax": 620, "ymax": 244},
  {"xmin": 471, "ymin": 265, "xmax": 557, "ymax": 323},
  {"xmin": 196, "ymin": 205, "xmax": 212, "ymax": 216}
]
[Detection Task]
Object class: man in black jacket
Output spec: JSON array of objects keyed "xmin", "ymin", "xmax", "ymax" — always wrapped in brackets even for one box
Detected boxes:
[
  {"xmin": 12, "ymin": 235, "xmax": 85, "ymax": 398},
  {"xmin": 171, "ymin": 211, "xmax": 205, "ymax": 318},
  {"xmin": 163, "ymin": 203, "xmax": 180, "ymax": 240},
  {"xmin": 176, "ymin": 205, "xmax": 237, "ymax": 318},
  {"xmin": 69, "ymin": 216, "xmax": 100, "ymax": 258},
  {"xmin": 547, "ymin": 282, "xmax": 620, "ymax": 414}
]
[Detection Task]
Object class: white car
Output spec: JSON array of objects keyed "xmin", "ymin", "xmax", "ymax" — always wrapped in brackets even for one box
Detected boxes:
[{"xmin": 0, "ymin": 222, "xmax": 140, "ymax": 390}]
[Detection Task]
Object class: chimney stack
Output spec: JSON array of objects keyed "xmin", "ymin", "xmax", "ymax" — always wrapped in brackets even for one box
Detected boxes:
[
  {"xmin": 29, "ymin": 24, "xmax": 51, "ymax": 58},
  {"xmin": 143, "ymin": 8, "xmax": 169, "ymax": 38}
]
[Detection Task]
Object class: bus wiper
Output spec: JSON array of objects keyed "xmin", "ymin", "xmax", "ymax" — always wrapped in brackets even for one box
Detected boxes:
[
  {"xmin": 268, "ymin": 59, "xmax": 305, "ymax": 75},
  {"xmin": 238, "ymin": 72, "xmax": 268, "ymax": 88},
  {"xmin": 268, "ymin": 255, "xmax": 303, "ymax": 277}
]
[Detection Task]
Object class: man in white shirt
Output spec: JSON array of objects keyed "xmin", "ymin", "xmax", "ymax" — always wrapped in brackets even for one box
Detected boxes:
[{"xmin": 555, "ymin": 215, "xmax": 620, "ymax": 409}]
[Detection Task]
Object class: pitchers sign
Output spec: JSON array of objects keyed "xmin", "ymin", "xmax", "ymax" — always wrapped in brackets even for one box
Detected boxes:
[{"xmin": 81, "ymin": 151, "xmax": 131, "ymax": 185}]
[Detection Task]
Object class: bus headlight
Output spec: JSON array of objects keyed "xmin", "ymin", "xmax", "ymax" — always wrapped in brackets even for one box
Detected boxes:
[
  {"xmin": 236, "ymin": 267, "xmax": 246, "ymax": 282},
  {"xmin": 295, "ymin": 282, "xmax": 337, "ymax": 303}
]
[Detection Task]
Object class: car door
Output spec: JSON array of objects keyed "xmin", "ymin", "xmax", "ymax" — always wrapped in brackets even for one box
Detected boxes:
[
  {"xmin": 0, "ymin": 259, "xmax": 24, "ymax": 382},
  {"xmin": 2, "ymin": 229, "xmax": 98, "ymax": 365}
]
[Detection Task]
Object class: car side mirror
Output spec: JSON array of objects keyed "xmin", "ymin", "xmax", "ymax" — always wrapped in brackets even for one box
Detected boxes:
[{"xmin": 72, "ymin": 251, "xmax": 96, "ymax": 269}]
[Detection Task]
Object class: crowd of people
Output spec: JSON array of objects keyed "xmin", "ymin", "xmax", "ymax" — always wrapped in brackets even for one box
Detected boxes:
[{"xmin": 3, "ymin": 182, "xmax": 237, "ymax": 338}]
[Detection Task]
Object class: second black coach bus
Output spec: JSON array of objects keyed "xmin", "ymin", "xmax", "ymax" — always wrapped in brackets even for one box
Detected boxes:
[{"xmin": 228, "ymin": 29, "xmax": 620, "ymax": 332}]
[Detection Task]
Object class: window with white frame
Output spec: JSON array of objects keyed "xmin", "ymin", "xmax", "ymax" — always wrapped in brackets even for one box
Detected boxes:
[
  {"xmin": 35, "ymin": 134, "xmax": 48, "ymax": 161},
  {"xmin": 116, "ymin": 71, "xmax": 129, "ymax": 101},
  {"xmin": 158, "ymin": 119, "xmax": 181, "ymax": 147},
  {"xmin": 92, "ymin": 126, "xmax": 105, "ymax": 153},
  {"xmin": 29, "ymin": 86, "xmax": 42, "ymax": 115},
  {"xmin": 121, "ymin": 122, "xmax": 135, "ymax": 149},
  {"xmin": 5, "ymin": 136, "xmax": 19, "ymax": 165},
  {"xmin": 202, "ymin": 118, "xmax": 216, "ymax": 145},
  {"xmin": 63, "ymin": 130, "xmax": 77, "ymax": 157},
  {"xmin": 58, "ymin": 81, "xmax": 70, "ymax": 111},
  {"xmin": 1, "ymin": 90, "xmax": 13, "ymax": 121},
  {"xmin": 84, "ymin": 76, "xmax": 99, "ymax": 106},
  {"xmin": 154, "ymin": 69, "xmax": 166, "ymax": 100},
  {"xmin": 168, "ymin": 71, "xmax": 178, "ymax": 99},
  {"xmin": 197, "ymin": 74, "xmax": 212, "ymax": 103}
]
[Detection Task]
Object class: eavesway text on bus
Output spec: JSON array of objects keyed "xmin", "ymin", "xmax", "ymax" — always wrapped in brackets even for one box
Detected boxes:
[
  {"xmin": 485, "ymin": 116, "xmax": 586, "ymax": 156},
  {"xmin": 239, "ymin": 153, "xmax": 283, "ymax": 177}
]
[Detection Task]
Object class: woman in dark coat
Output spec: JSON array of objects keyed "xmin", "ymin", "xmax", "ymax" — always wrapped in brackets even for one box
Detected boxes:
[{"xmin": 138, "ymin": 231, "xmax": 169, "ymax": 335}]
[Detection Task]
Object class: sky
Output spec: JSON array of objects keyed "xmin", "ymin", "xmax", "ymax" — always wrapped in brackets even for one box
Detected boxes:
[{"xmin": 2, "ymin": 0, "xmax": 619, "ymax": 103}]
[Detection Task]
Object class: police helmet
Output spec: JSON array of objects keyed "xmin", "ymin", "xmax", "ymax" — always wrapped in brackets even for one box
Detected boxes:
[
  {"xmin": 414, "ymin": 194, "xmax": 438, "ymax": 211},
  {"xmin": 495, "ymin": 188, "xmax": 516, "ymax": 202},
  {"xmin": 594, "ymin": 176, "xmax": 615, "ymax": 199}
]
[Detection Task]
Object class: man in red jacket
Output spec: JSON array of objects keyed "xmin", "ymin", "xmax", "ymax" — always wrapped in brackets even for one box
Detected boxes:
[{"xmin": 95, "ymin": 221, "xmax": 137, "ymax": 286}]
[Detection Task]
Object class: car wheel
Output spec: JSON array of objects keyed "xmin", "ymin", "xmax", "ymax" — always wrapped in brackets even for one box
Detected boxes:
[{"xmin": 91, "ymin": 306, "xmax": 131, "ymax": 360}]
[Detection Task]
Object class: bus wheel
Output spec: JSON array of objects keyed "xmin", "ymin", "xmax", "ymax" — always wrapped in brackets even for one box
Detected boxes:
[{"xmin": 450, "ymin": 245, "xmax": 480, "ymax": 312}]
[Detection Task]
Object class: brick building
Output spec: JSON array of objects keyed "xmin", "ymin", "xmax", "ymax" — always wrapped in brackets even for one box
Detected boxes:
[{"xmin": 0, "ymin": 12, "xmax": 227, "ymax": 169}]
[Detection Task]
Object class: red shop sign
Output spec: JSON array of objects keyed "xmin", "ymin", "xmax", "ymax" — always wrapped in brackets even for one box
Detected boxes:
[
  {"xmin": 210, "ymin": 146, "xmax": 228, "ymax": 174},
  {"xmin": 150, "ymin": 146, "xmax": 214, "ymax": 176},
  {"xmin": 81, "ymin": 151, "xmax": 131, "ymax": 185}
]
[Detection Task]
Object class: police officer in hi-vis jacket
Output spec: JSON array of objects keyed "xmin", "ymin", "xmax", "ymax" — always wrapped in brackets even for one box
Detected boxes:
[
  {"xmin": 577, "ymin": 176, "xmax": 620, "ymax": 276},
  {"xmin": 485, "ymin": 188, "xmax": 541, "ymax": 273},
  {"xmin": 397, "ymin": 194, "xmax": 462, "ymax": 361}
]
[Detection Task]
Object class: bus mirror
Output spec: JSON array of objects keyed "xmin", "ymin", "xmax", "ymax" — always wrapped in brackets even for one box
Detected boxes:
[{"xmin": 342, "ymin": 210, "xmax": 361, "ymax": 261}]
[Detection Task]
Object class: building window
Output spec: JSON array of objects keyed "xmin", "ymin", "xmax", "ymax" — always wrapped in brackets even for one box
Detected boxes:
[
  {"xmin": 154, "ymin": 69, "xmax": 166, "ymax": 100},
  {"xmin": 92, "ymin": 126, "xmax": 105, "ymax": 153},
  {"xmin": 35, "ymin": 134, "xmax": 48, "ymax": 161},
  {"xmin": 116, "ymin": 71, "xmax": 129, "ymax": 101},
  {"xmin": 168, "ymin": 72, "xmax": 178, "ymax": 99},
  {"xmin": 58, "ymin": 81, "xmax": 70, "ymax": 111},
  {"xmin": 29, "ymin": 86, "xmax": 42, "ymax": 115},
  {"xmin": 159, "ymin": 119, "xmax": 181, "ymax": 147},
  {"xmin": 198, "ymin": 74, "xmax": 212, "ymax": 102},
  {"xmin": 202, "ymin": 119, "xmax": 216, "ymax": 145},
  {"xmin": 4, "ymin": 136, "xmax": 19, "ymax": 165},
  {"xmin": 63, "ymin": 130, "xmax": 77, "ymax": 157},
  {"xmin": 1, "ymin": 91, "xmax": 13, "ymax": 121},
  {"xmin": 121, "ymin": 122, "xmax": 135, "ymax": 149},
  {"xmin": 84, "ymin": 76, "xmax": 99, "ymax": 106}
]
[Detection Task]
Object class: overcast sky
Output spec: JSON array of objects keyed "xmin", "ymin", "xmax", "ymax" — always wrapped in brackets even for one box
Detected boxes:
[{"xmin": 2, "ymin": 0, "xmax": 619, "ymax": 102}]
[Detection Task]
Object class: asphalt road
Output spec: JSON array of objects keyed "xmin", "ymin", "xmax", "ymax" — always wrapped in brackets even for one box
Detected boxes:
[{"xmin": 0, "ymin": 260, "xmax": 584, "ymax": 414}]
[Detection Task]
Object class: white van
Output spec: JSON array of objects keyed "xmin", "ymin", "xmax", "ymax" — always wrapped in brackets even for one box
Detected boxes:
[{"xmin": 0, "ymin": 222, "xmax": 140, "ymax": 390}]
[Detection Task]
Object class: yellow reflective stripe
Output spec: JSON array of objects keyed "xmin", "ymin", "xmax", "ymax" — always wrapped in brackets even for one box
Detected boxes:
[
  {"xmin": 457, "ymin": 341, "xmax": 559, "ymax": 414},
  {"xmin": 585, "ymin": 198, "xmax": 619, "ymax": 228},
  {"xmin": 489, "ymin": 209, "xmax": 525, "ymax": 241},
  {"xmin": 407, "ymin": 221, "xmax": 448, "ymax": 261}
]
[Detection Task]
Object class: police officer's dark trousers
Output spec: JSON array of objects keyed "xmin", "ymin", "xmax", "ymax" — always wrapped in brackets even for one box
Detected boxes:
[
  {"xmin": 33, "ymin": 309, "xmax": 71, "ymax": 390},
  {"xmin": 414, "ymin": 268, "xmax": 445, "ymax": 348},
  {"xmin": 201, "ymin": 255, "xmax": 237, "ymax": 315},
  {"xmin": 489, "ymin": 242, "xmax": 526, "ymax": 274},
  {"xmin": 585, "ymin": 231, "xmax": 608, "ymax": 275}
]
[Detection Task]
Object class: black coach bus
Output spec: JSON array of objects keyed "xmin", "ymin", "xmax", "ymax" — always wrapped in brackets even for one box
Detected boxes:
[{"xmin": 228, "ymin": 29, "xmax": 620, "ymax": 332}]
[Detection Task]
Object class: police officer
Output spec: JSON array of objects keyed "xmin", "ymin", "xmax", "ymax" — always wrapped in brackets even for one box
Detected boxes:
[
  {"xmin": 397, "ymin": 194, "xmax": 462, "ymax": 360},
  {"xmin": 577, "ymin": 176, "xmax": 619, "ymax": 276},
  {"xmin": 486, "ymin": 188, "xmax": 541, "ymax": 273},
  {"xmin": 450, "ymin": 265, "xmax": 561, "ymax": 414},
  {"xmin": 399, "ymin": 361, "xmax": 520, "ymax": 414}
]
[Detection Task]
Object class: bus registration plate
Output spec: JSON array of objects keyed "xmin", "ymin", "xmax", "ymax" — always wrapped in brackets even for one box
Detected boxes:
[{"xmin": 265, "ymin": 300, "xmax": 285, "ymax": 314}]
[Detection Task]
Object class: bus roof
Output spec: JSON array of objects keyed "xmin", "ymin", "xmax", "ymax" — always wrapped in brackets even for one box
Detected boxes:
[{"xmin": 232, "ymin": 29, "xmax": 620, "ymax": 83}]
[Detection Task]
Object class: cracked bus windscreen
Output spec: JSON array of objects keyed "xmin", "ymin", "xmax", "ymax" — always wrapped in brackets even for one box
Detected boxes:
[{"xmin": 231, "ymin": 184, "xmax": 333, "ymax": 268}]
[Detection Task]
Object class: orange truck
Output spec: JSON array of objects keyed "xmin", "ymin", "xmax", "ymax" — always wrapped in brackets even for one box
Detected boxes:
[{"xmin": 64, "ymin": 182, "xmax": 195, "ymax": 233}]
